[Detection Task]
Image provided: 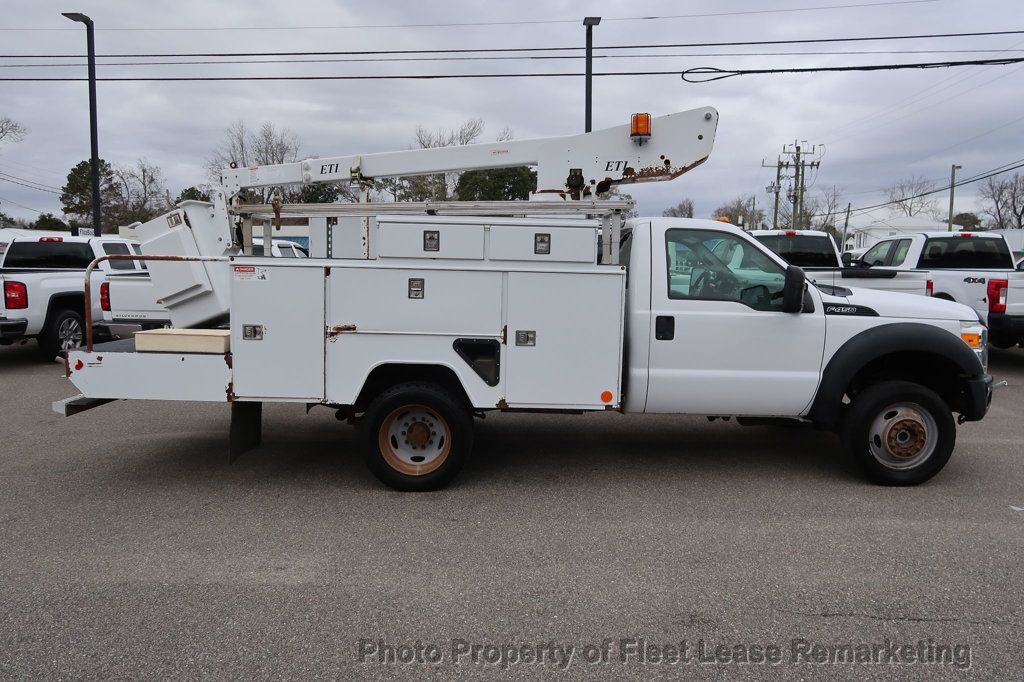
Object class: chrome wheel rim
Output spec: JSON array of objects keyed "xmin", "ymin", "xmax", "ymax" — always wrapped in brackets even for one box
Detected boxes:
[
  {"xmin": 377, "ymin": 404, "xmax": 452, "ymax": 476},
  {"xmin": 868, "ymin": 402, "xmax": 937, "ymax": 470},
  {"xmin": 58, "ymin": 317, "xmax": 82, "ymax": 350}
]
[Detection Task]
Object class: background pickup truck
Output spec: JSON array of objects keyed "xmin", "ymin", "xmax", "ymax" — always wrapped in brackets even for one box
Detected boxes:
[
  {"xmin": 0, "ymin": 235, "xmax": 145, "ymax": 359},
  {"xmin": 104, "ymin": 237, "xmax": 308, "ymax": 326},
  {"xmin": 849, "ymin": 231, "xmax": 1024, "ymax": 348},
  {"xmin": 749, "ymin": 229, "xmax": 931, "ymax": 296}
]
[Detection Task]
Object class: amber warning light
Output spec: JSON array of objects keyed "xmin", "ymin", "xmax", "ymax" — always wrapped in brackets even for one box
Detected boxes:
[{"xmin": 630, "ymin": 113, "xmax": 652, "ymax": 143}]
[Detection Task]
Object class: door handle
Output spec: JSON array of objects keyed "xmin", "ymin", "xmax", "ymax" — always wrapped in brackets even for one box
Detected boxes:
[{"xmin": 655, "ymin": 315, "xmax": 675, "ymax": 340}]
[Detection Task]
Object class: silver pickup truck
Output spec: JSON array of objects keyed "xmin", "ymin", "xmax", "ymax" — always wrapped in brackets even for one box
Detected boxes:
[{"xmin": 748, "ymin": 229, "xmax": 931, "ymax": 296}]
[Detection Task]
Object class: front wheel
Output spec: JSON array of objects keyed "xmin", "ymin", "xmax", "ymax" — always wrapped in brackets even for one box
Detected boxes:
[
  {"xmin": 841, "ymin": 380, "xmax": 955, "ymax": 485},
  {"xmin": 361, "ymin": 382, "xmax": 473, "ymax": 491}
]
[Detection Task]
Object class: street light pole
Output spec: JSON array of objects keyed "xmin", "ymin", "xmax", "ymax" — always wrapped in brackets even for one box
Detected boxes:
[
  {"xmin": 62, "ymin": 12, "xmax": 102, "ymax": 235},
  {"xmin": 947, "ymin": 163, "xmax": 962, "ymax": 231},
  {"xmin": 583, "ymin": 17, "xmax": 601, "ymax": 133}
]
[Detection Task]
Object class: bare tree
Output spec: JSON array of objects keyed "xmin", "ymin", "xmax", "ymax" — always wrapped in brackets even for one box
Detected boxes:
[
  {"xmin": 377, "ymin": 119, "xmax": 487, "ymax": 202},
  {"xmin": 980, "ymin": 173, "xmax": 1024, "ymax": 230},
  {"xmin": 811, "ymin": 185, "xmax": 844, "ymax": 231},
  {"xmin": 713, "ymin": 195, "xmax": 765, "ymax": 229},
  {"xmin": 885, "ymin": 176, "xmax": 938, "ymax": 217},
  {"xmin": 207, "ymin": 121, "xmax": 301, "ymax": 201},
  {"xmin": 0, "ymin": 116, "xmax": 27, "ymax": 145},
  {"xmin": 662, "ymin": 198, "xmax": 695, "ymax": 218},
  {"xmin": 110, "ymin": 158, "xmax": 170, "ymax": 225}
]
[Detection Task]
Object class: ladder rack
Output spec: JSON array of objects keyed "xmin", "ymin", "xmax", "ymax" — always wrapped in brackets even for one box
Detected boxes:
[
  {"xmin": 230, "ymin": 200, "xmax": 633, "ymax": 264},
  {"xmin": 228, "ymin": 199, "xmax": 633, "ymax": 218}
]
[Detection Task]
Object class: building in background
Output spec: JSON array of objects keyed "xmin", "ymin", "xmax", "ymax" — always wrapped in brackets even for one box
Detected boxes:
[{"xmin": 844, "ymin": 216, "xmax": 948, "ymax": 251}]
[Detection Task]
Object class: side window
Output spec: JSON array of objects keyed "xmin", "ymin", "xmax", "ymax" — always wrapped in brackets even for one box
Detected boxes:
[
  {"xmin": 861, "ymin": 240, "xmax": 893, "ymax": 267},
  {"xmin": 666, "ymin": 229, "xmax": 786, "ymax": 310},
  {"xmin": 102, "ymin": 242, "xmax": 135, "ymax": 270},
  {"xmin": 890, "ymin": 239, "xmax": 912, "ymax": 266},
  {"xmin": 130, "ymin": 243, "xmax": 148, "ymax": 270},
  {"xmin": 277, "ymin": 245, "xmax": 297, "ymax": 258}
]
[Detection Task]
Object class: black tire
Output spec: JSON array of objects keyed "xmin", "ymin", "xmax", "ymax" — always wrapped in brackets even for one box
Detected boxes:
[
  {"xmin": 38, "ymin": 308, "xmax": 85, "ymax": 360},
  {"xmin": 361, "ymin": 382, "xmax": 473, "ymax": 491},
  {"xmin": 840, "ymin": 380, "xmax": 955, "ymax": 485}
]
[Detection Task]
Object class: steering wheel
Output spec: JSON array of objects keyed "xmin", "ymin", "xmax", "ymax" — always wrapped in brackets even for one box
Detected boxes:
[
  {"xmin": 690, "ymin": 269, "xmax": 710, "ymax": 297},
  {"xmin": 692, "ymin": 267, "xmax": 741, "ymax": 299}
]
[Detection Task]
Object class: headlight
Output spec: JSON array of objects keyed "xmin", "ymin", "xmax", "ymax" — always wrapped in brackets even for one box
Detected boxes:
[{"xmin": 960, "ymin": 321, "xmax": 988, "ymax": 371}]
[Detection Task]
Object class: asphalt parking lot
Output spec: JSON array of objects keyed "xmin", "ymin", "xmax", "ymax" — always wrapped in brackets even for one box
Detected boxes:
[{"xmin": 1, "ymin": 341, "xmax": 1022, "ymax": 679}]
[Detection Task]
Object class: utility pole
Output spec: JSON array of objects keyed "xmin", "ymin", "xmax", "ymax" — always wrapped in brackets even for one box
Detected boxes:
[
  {"xmin": 583, "ymin": 17, "xmax": 601, "ymax": 133},
  {"xmin": 791, "ymin": 145, "xmax": 801, "ymax": 229},
  {"xmin": 62, "ymin": 12, "xmax": 102, "ymax": 235},
  {"xmin": 947, "ymin": 163, "xmax": 962, "ymax": 231},
  {"xmin": 762, "ymin": 157, "xmax": 790, "ymax": 230},
  {"xmin": 842, "ymin": 202, "xmax": 852, "ymax": 251},
  {"xmin": 749, "ymin": 195, "xmax": 757, "ymax": 229},
  {"xmin": 780, "ymin": 141, "xmax": 821, "ymax": 230}
]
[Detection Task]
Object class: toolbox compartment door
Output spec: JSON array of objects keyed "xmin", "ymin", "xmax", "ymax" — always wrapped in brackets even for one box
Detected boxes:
[
  {"xmin": 504, "ymin": 271, "xmax": 624, "ymax": 407},
  {"xmin": 230, "ymin": 264, "xmax": 326, "ymax": 400}
]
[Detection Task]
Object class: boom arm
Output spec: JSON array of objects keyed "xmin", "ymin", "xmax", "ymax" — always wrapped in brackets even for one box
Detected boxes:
[{"xmin": 220, "ymin": 108, "xmax": 718, "ymax": 197}]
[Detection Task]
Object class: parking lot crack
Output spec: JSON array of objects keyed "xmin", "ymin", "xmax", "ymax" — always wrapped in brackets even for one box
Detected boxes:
[{"xmin": 762, "ymin": 609, "xmax": 1023, "ymax": 630}]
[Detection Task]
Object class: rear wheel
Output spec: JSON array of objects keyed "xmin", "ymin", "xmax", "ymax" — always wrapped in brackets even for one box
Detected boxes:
[
  {"xmin": 361, "ymin": 382, "xmax": 472, "ymax": 491},
  {"xmin": 841, "ymin": 380, "xmax": 955, "ymax": 485},
  {"xmin": 38, "ymin": 308, "xmax": 84, "ymax": 360}
]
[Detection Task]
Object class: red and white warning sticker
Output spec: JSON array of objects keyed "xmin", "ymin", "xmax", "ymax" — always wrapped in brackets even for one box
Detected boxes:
[{"xmin": 232, "ymin": 265, "xmax": 267, "ymax": 281}]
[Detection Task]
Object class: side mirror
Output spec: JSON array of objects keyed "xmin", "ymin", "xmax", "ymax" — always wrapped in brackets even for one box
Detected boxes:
[
  {"xmin": 841, "ymin": 252, "xmax": 852, "ymax": 267},
  {"xmin": 782, "ymin": 265, "xmax": 806, "ymax": 313}
]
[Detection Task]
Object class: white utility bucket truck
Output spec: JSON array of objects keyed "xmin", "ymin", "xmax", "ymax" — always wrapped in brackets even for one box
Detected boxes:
[{"xmin": 55, "ymin": 109, "xmax": 994, "ymax": 490}]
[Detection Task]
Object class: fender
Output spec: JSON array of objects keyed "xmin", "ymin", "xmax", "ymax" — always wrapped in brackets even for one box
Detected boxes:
[{"xmin": 808, "ymin": 322, "xmax": 983, "ymax": 428}]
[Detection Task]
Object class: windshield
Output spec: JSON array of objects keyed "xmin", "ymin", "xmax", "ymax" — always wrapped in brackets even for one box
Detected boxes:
[
  {"xmin": 2, "ymin": 241, "xmax": 94, "ymax": 269},
  {"xmin": 754, "ymin": 235, "xmax": 839, "ymax": 268},
  {"xmin": 920, "ymin": 237, "xmax": 1012, "ymax": 269}
]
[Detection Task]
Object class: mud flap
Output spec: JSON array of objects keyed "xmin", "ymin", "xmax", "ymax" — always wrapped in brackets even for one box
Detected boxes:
[{"xmin": 229, "ymin": 401, "xmax": 262, "ymax": 463}]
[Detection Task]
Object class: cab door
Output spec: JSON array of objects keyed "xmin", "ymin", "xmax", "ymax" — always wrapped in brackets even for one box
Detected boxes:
[{"xmin": 645, "ymin": 226, "xmax": 826, "ymax": 416}]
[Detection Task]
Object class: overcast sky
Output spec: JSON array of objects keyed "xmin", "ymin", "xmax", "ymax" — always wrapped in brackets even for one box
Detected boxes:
[{"xmin": 0, "ymin": 0, "xmax": 1019, "ymax": 227}]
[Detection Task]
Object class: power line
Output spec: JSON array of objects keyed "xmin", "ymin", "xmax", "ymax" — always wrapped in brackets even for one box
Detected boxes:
[
  {"xmin": 844, "ymin": 159, "xmax": 1024, "ymax": 217},
  {"xmin": 0, "ymin": 174, "xmax": 62, "ymax": 194},
  {"xmin": 4, "ymin": 28, "xmax": 1024, "ymax": 59},
  {"xmin": 4, "ymin": 56, "xmax": 1019, "ymax": 83},
  {"xmin": 0, "ymin": 170, "xmax": 62, "ymax": 191},
  {"xmin": 682, "ymin": 56, "xmax": 1024, "ymax": 82},
  {"xmin": 0, "ymin": 195, "xmax": 46, "ymax": 214},
  {"xmin": 2, "ymin": 49, "xmax": 1020, "ymax": 70},
  {"xmin": 0, "ymin": 1, "xmax": 941, "ymax": 32},
  {"xmin": 0, "ymin": 71, "xmax": 675, "ymax": 82}
]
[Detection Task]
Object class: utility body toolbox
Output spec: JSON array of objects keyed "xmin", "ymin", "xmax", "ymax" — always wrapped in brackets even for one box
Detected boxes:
[{"xmin": 228, "ymin": 215, "xmax": 625, "ymax": 410}]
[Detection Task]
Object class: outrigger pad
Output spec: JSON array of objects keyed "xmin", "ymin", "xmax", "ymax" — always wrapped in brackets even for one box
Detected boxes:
[{"xmin": 229, "ymin": 401, "xmax": 262, "ymax": 463}]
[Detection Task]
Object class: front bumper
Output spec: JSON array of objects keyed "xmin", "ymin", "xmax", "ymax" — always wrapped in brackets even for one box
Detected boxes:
[
  {"xmin": 0, "ymin": 318, "xmax": 28, "ymax": 339},
  {"xmin": 960, "ymin": 374, "xmax": 994, "ymax": 422},
  {"xmin": 986, "ymin": 313, "xmax": 1024, "ymax": 343}
]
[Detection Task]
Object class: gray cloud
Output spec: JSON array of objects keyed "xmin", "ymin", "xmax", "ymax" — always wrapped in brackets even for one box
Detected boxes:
[{"xmin": 0, "ymin": 0, "xmax": 1017, "ymax": 225}]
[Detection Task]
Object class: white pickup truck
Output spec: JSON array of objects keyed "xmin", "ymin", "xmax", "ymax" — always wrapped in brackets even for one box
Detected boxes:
[
  {"xmin": 749, "ymin": 229, "xmax": 930, "ymax": 296},
  {"xmin": 60, "ymin": 207, "xmax": 992, "ymax": 490},
  {"xmin": 0, "ymin": 234, "xmax": 145, "ymax": 358},
  {"xmin": 102, "ymin": 237, "xmax": 308, "ymax": 326},
  {"xmin": 849, "ymin": 231, "xmax": 1024, "ymax": 348},
  {"xmin": 54, "ymin": 107, "xmax": 995, "ymax": 491}
]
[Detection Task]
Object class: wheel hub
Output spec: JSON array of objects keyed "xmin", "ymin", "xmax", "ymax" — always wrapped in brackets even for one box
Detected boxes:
[
  {"xmin": 378, "ymin": 404, "xmax": 452, "ymax": 477},
  {"xmin": 406, "ymin": 421, "xmax": 431, "ymax": 449},
  {"xmin": 868, "ymin": 402, "xmax": 938, "ymax": 471},
  {"xmin": 885, "ymin": 418, "xmax": 927, "ymax": 458}
]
